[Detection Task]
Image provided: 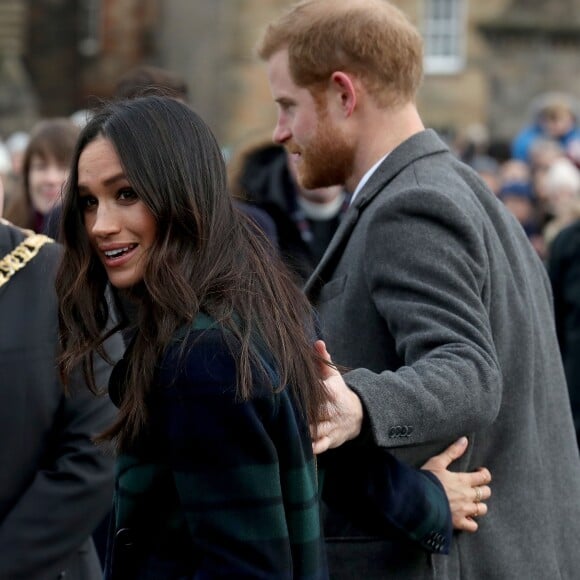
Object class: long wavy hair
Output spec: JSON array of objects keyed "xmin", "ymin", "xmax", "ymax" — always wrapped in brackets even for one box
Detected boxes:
[{"xmin": 56, "ymin": 96, "xmax": 329, "ymax": 450}]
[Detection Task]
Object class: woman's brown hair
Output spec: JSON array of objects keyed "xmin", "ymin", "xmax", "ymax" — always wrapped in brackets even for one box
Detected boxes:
[{"xmin": 56, "ymin": 96, "xmax": 329, "ymax": 450}]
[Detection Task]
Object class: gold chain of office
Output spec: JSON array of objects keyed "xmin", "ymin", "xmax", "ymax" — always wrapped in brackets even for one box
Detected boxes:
[{"xmin": 0, "ymin": 234, "xmax": 54, "ymax": 289}]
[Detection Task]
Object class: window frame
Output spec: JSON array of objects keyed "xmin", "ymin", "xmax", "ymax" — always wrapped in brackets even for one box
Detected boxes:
[{"xmin": 422, "ymin": 0, "xmax": 467, "ymax": 75}]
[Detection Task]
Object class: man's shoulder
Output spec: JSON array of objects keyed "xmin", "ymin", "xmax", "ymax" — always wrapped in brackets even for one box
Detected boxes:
[
  {"xmin": 0, "ymin": 223, "xmax": 60, "ymax": 281},
  {"xmin": 360, "ymin": 130, "xmax": 452, "ymax": 204},
  {"xmin": 1, "ymin": 221, "xmax": 59, "ymax": 251},
  {"xmin": 0, "ymin": 221, "xmax": 28, "ymax": 254}
]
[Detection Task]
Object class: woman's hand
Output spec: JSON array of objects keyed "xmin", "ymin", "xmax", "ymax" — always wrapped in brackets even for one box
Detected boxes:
[{"xmin": 422, "ymin": 437, "xmax": 492, "ymax": 532}]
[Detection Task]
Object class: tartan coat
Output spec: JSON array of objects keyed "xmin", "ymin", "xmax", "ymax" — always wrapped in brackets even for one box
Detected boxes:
[
  {"xmin": 306, "ymin": 129, "xmax": 580, "ymax": 579},
  {"xmin": 106, "ymin": 313, "xmax": 452, "ymax": 579},
  {"xmin": 0, "ymin": 223, "xmax": 122, "ymax": 579},
  {"xmin": 105, "ymin": 314, "xmax": 328, "ymax": 579}
]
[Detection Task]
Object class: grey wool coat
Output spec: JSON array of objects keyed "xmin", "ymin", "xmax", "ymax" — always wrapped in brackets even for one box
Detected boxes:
[
  {"xmin": 0, "ymin": 223, "xmax": 124, "ymax": 580},
  {"xmin": 306, "ymin": 129, "xmax": 580, "ymax": 579}
]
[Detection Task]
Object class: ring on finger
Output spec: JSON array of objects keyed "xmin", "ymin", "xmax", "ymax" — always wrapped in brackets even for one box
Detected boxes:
[
  {"xmin": 474, "ymin": 486, "xmax": 482, "ymax": 503},
  {"xmin": 472, "ymin": 502, "xmax": 480, "ymax": 518}
]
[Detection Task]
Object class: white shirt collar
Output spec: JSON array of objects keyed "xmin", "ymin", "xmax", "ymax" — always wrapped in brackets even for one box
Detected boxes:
[
  {"xmin": 349, "ymin": 153, "xmax": 389, "ymax": 206},
  {"xmin": 297, "ymin": 192, "xmax": 346, "ymax": 220}
]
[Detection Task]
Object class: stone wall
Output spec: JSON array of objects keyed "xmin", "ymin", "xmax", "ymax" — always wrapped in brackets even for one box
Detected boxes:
[
  {"xmin": 0, "ymin": 0, "xmax": 37, "ymax": 137},
  {"xmin": 4, "ymin": 0, "xmax": 580, "ymax": 153}
]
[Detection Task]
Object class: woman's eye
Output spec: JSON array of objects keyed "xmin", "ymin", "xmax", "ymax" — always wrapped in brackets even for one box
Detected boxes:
[
  {"xmin": 118, "ymin": 188, "xmax": 137, "ymax": 201},
  {"xmin": 79, "ymin": 195, "xmax": 97, "ymax": 210}
]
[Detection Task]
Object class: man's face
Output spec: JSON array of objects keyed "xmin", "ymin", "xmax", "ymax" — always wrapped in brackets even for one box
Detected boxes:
[{"xmin": 267, "ymin": 49, "xmax": 354, "ymax": 190}]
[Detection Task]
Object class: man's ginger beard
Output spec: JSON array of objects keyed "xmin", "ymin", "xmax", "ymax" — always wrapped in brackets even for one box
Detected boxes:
[{"xmin": 291, "ymin": 96, "xmax": 355, "ymax": 191}]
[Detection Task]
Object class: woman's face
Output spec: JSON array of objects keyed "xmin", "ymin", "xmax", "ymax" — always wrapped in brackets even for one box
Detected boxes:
[
  {"xmin": 77, "ymin": 136, "xmax": 157, "ymax": 289},
  {"xmin": 28, "ymin": 153, "xmax": 69, "ymax": 215}
]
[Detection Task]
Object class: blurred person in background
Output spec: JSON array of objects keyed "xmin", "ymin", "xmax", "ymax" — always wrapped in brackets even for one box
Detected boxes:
[
  {"xmin": 453, "ymin": 123, "xmax": 490, "ymax": 164},
  {"xmin": 548, "ymin": 215, "xmax": 580, "ymax": 448},
  {"xmin": 542, "ymin": 157, "xmax": 580, "ymax": 251},
  {"xmin": 469, "ymin": 154, "xmax": 501, "ymax": 196},
  {"xmin": 0, "ymin": 141, "xmax": 12, "ymax": 206},
  {"xmin": 70, "ymin": 109, "xmax": 94, "ymax": 130},
  {"xmin": 0, "ymin": 177, "xmax": 123, "ymax": 579},
  {"xmin": 512, "ymin": 92, "xmax": 580, "ymax": 165},
  {"xmin": 527, "ymin": 138, "xmax": 566, "ymax": 230},
  {"xmin": 4, "ymin": 119, "xmax": 80, "ymax": 234},
  {"xmin": 5, "ymin": 131, "xmax": 29, "ymax": 176},
  {"xmin": 498, "ymin": 180, "xmax": 545, "ymax": 259},
  {"xmin": 230, "ymin": 140, "xmax": 347, "ymax": 281},
  {"xmin": 499, "ymin": 158, "xmax": 531, "ymax": 186},
  {"xmin": 2, "ymin": 131, "xmax": 29, "ymax": 208}
]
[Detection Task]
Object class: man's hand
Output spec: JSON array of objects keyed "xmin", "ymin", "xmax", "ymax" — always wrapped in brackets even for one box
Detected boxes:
[
  {"xmin": 311, "ymin": 340, "xmax": 364, "ymax": 454},
  {"xmin": 422, "ymin": 437, "xmax": 492, "ymax": 532}
]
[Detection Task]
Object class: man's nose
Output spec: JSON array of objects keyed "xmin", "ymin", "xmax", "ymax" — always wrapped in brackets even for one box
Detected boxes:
[{"xmin": 273, "ymin": 119, "xmax": 291, "ymax": 144}]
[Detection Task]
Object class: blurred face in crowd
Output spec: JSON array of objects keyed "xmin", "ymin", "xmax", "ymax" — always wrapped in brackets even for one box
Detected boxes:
[
  {"xmin": 548, "ymin": 185, "xmax": 579, "ymax": 218},
  {"xmin": 541, "ymin": 107, "xmax": 575, "ymax": 139},
  {"xmin": 28, "ymin": 153, "xmax": 70, "ymax": 215},
  {"xmin": 268, "ymin": 49, "xmax": 354, "ymax": 191},
  {"xmin": 503, "ymin": 196, "xmax": 534, "ymax": 225},
  {"xmin": 77, "ymin": 137, "xmax": 157, "ymax": 289},
  {"xmin": 530, "ymin": 146, "xmax": 564, "ymax": 206}
]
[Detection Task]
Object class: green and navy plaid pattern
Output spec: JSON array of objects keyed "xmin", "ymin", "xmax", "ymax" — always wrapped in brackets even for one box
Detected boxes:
[{"xmin": 106, "ymin": 314, "xmax": 327, "ymax": 579}]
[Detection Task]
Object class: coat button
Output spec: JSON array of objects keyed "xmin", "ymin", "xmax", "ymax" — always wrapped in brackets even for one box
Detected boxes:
[{"xmin": 115, "ymin": 527, "xmax": 135, "ymax": 547}]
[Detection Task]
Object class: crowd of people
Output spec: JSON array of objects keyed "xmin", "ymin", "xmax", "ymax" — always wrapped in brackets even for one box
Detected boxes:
[{"xmin": 1, "ymin": 0, "xmax": 580, "ymax": 578}]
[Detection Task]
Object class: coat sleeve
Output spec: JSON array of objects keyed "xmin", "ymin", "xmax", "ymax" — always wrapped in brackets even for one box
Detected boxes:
[
  {"xmin": 158, "ymin": 330, "xmax": 302, "ymax": 578},
  {"xmin": 345, "ymin": 187, "xmax": 502, "ymax": 451},
  {"xmin": 320, "ymin": 440, "xmax": 452, "ymax": 554},
  {"xmin": 547, "ymin": 228, "xmax": 568, "ymax": 351},
  {"xmin": 0, "ymin": 336, "xmax": 122, "ymax": 579}
]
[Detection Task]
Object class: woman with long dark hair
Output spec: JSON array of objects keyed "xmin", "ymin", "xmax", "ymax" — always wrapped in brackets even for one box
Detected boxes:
[
  {"xmin": 57, "ymin": 95, "xmax": 331, "ymax": 579},
  {"xmin": 56, "ymin": 96, "xmax": 489, "ymax": 579}
]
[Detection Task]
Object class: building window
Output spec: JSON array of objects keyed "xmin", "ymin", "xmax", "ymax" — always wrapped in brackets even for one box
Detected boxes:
[{"xmin": 422, "ymin": 0, "xmax": 466, "ymax": 75}]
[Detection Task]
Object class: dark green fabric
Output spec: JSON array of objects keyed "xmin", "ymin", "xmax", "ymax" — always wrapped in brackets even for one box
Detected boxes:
[{"xmin": 106, "ymin": 314, "xmax": 327, "ymax": 579}]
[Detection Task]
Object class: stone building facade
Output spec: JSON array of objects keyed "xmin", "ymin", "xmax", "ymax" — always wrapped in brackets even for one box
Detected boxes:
[
  {"xmin": 1, "ymin": 0, "xmax": 580, "ymax": 156},
  {"xmin": 157, "ymin": 0, "xmax": 580, "ymax": 153}
]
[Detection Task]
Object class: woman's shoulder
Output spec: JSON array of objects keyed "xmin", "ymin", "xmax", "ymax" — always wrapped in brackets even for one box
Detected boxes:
[
  {"xmin": 170, "ymin": 311, "xmax": 222, "ymax": 342},
  {"xmin": 166, "ymin": 313, "xmax": 232, "ymax": 367},
  {"xmin": 160, "ymin": 313, "xmax": 277, "ymax": 397}
]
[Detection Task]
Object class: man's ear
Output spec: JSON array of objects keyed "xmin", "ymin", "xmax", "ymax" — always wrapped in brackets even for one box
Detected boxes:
[{"xmin": 329, "ymin": 71, "xmax": 357, "ymax": 117}]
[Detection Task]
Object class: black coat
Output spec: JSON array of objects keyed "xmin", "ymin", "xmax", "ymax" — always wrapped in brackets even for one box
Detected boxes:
[
  {"xmin": 548, "ymin": 219, "xmax": 580, "ymax": 445},
  {"xmin": 0, "ymin": 223, "xmax": 124, "ymax": 579}
]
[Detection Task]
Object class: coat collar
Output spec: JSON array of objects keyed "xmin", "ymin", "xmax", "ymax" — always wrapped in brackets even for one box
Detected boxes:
[
  {"xmin": 0, "ymin": 221, "xmax": 27, "ymax": 256},
  {"xmin": 304, "ymin": 129, "xmax": 449, "ymax": 298}
]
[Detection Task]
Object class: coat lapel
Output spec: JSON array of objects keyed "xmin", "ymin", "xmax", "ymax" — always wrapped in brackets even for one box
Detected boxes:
[{"xmin": 304, "ymin": 130, "xmax": 448, "ymax": 300}]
